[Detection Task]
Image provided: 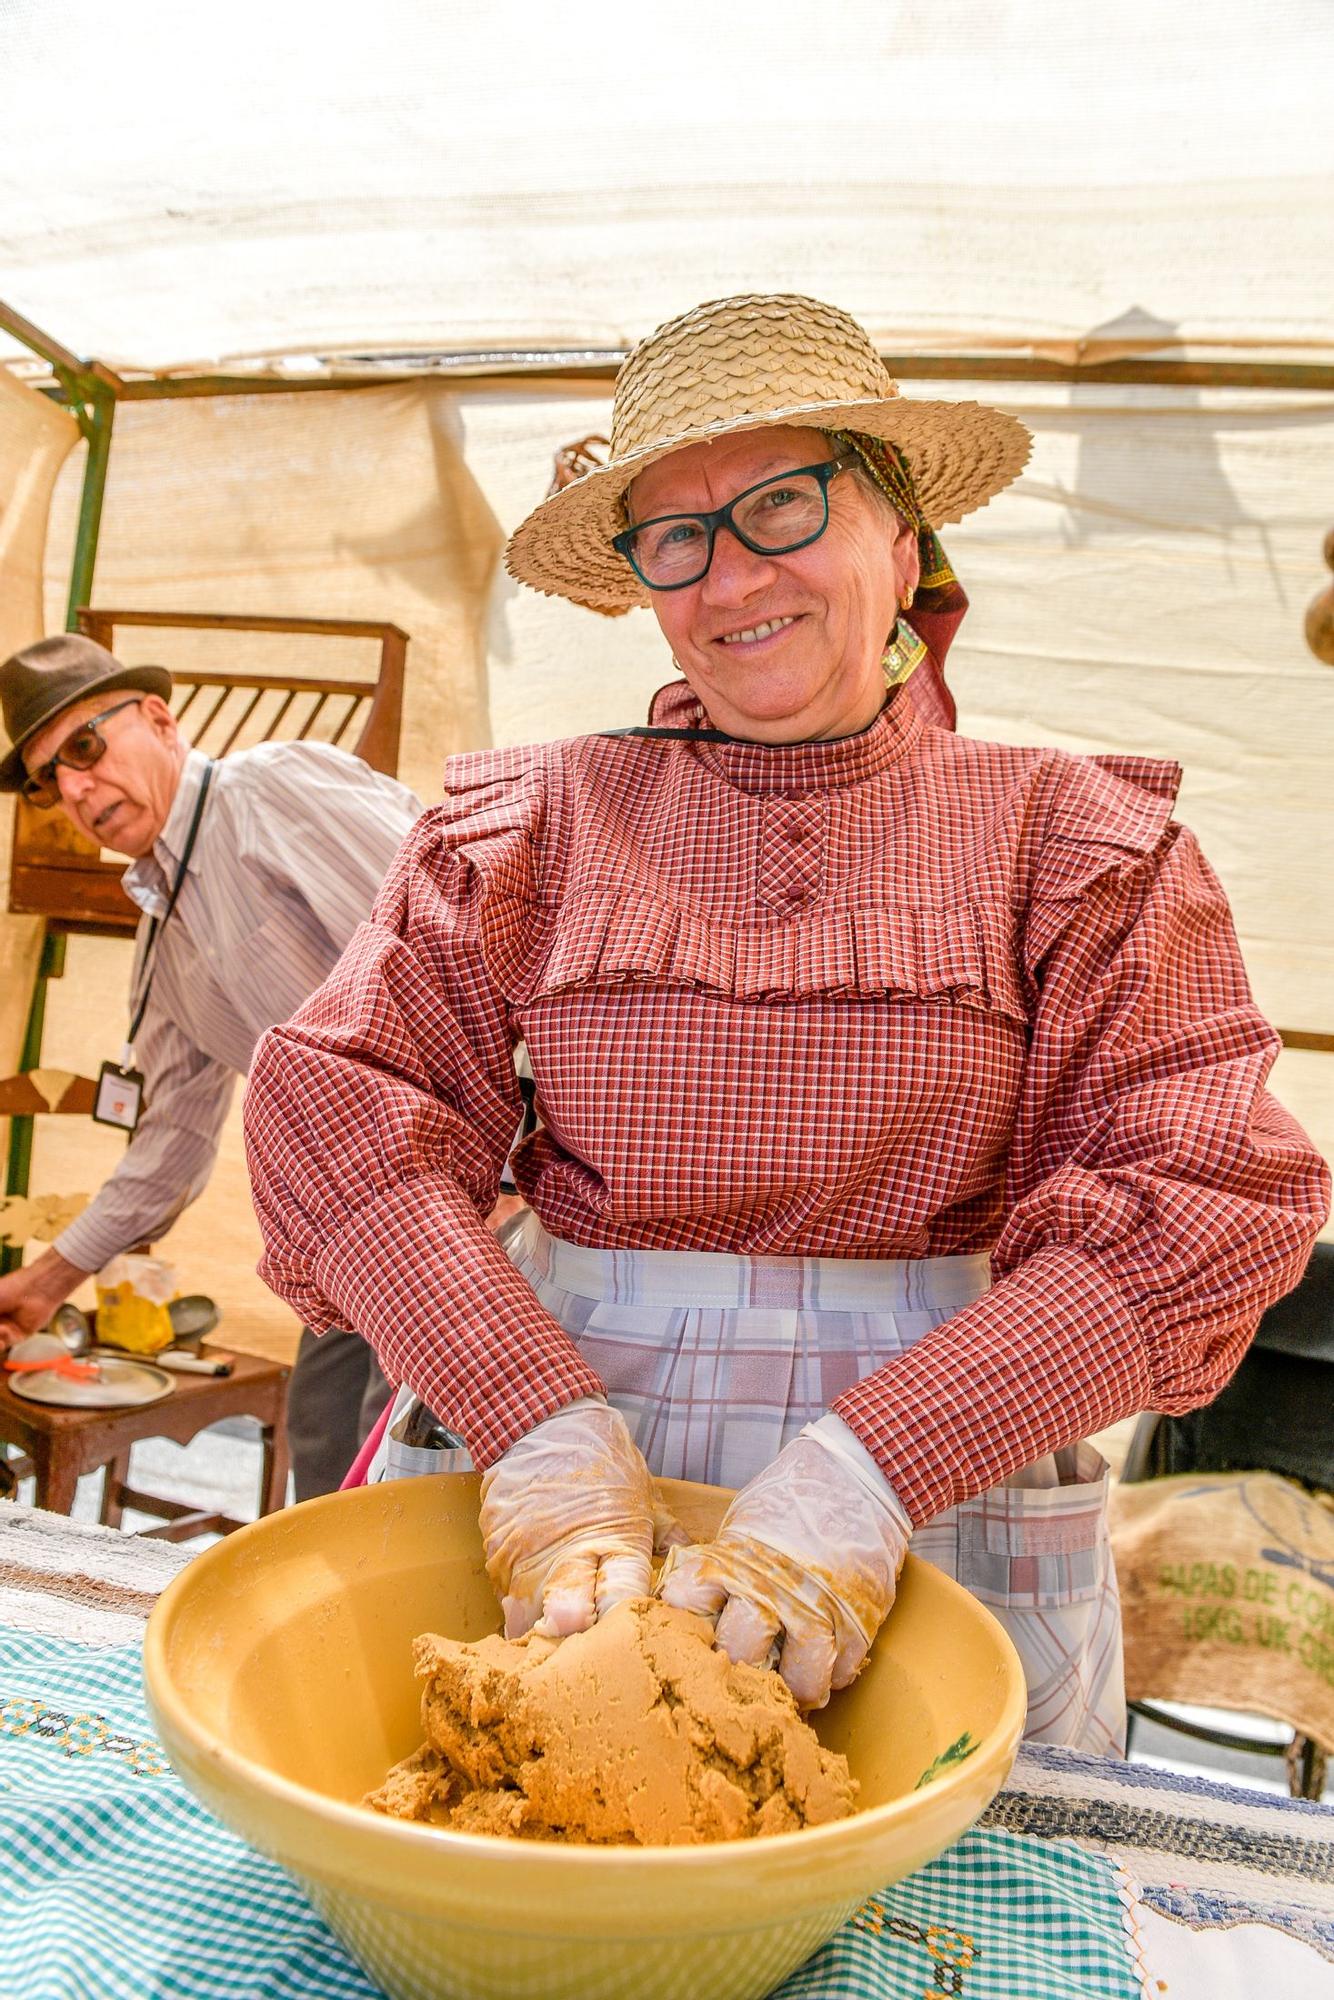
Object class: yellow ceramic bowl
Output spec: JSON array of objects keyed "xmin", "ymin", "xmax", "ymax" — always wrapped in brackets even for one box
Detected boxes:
[{"xmin": 143, "ymin": 1476, "xmax": 1025, "ymax": 2000}]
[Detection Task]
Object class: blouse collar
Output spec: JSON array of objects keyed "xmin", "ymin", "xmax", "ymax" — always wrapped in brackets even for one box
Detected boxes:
[{"xmin": 644, "ymin": 678, "xmax": 924, "ymax": 795}]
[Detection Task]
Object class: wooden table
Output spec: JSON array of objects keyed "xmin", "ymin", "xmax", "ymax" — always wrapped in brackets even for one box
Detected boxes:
[{"xmin": 0, "ymin": 1344, "xmax": 290, "ymax": 1539}]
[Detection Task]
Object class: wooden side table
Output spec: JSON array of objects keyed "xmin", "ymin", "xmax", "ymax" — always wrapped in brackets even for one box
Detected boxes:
[{"xmin": 0, "ymin": 1345, "xmax": 290, "ymax": 1541}]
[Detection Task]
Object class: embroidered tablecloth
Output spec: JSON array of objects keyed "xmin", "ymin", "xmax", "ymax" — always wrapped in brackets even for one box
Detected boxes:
[{"xmin": 2, "ymin": 1503, "xmax": 1331, "ymax": 2000}]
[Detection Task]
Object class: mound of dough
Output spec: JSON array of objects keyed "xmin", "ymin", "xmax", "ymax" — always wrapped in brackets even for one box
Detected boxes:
[{"xmin": 366, "ymin": 1598, "xmax": 856, "ymax": 1845}]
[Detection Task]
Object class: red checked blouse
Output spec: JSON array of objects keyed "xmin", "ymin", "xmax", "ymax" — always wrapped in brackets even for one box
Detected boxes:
[{"xmin": 243, "ymin": 680, "xmax": 1329, "ymax": 1524}]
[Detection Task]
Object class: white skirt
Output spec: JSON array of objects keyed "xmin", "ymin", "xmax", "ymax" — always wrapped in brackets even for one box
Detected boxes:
[{"xmin": 372, "ymin": 1211, "xmax": 1125, "ymax": 1754}]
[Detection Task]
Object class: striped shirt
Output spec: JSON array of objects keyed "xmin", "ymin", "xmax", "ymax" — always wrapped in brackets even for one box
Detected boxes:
[
  {"xmin": 57, "ymin": 741, "xmax": 422, "ymax": 1273},
  {"xmin": 243, "ymin": 681, "xmax": 1329, "ymax": 1524}
]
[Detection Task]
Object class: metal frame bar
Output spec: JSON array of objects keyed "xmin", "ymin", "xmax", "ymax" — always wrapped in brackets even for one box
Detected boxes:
[
  {"xmin": 1126, "ymin": 1701, "xmax": 1326, "ymax": 1800},
  {"xmin": 0, "ymin": 305, "xmax": 117, "ymax": 631},
  {"xmin": 6, "ymin": 300, "xmax": 1334, "ymax": 397},
  {"xmin": 23, "ymin": 354, "xmax": 1334, "ymax": 399},
  {"xmin": 62, "ymin": 387, "xmax": 115, "ymax": 631},
  {"xmin": 0, "ymin": 300, "xmax": 124, "ymax": 396}
]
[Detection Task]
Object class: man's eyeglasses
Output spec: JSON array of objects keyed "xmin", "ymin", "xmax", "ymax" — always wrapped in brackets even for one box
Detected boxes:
[
  {"xmin": 612, "ymin": 455, "xmax": 858, "ymax": 591},
  {"xmin": 21, "ymin": 697, "xmax": 143, "ymax": 808}
]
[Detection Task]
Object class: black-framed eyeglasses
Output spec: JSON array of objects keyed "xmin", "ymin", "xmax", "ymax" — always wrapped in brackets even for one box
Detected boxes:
[
  {"xmin": 612, "ymin": 455, "xmax": 858, "ymax": 591},
  {"xmin": 21, "ymin": 697, "xmax": 143, "ymax": 808}
]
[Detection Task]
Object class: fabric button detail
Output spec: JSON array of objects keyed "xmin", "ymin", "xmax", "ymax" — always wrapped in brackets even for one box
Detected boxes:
[{"xmin": 758, "ymin": 795, "xmax": 827, "ymax": 910}]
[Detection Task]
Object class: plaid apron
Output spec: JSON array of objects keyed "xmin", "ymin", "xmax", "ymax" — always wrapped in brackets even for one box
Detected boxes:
[{"xmin": 372, "ymin": 1212, "xmax": 1125, "ymax": 1755}]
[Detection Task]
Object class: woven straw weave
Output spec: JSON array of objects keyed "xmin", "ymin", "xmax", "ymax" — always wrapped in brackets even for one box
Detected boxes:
[{"xmin": 506, "ymin": 293, "xmax": 1030, "ymax": 611}]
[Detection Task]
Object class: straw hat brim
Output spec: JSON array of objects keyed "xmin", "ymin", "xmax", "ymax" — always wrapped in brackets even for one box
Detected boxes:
[{"xmin": 505, "ymin": 393, "xmax": 1031, "ymax": 612}]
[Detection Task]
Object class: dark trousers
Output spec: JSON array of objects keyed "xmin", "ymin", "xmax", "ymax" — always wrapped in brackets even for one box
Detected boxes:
[{"xmin": 287, "ymin": 1326, "xmax": 394, "ymax": 1501}]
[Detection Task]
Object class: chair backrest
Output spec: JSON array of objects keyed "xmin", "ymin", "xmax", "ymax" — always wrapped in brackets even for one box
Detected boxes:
[
  {"xmin": 0, "ymin": 1072, "xmax": 96, "ymax": 1254},
  {"xmin": 8, "ymin": 608, "xmax": 408, "ymax": 935},
  {"xmin": 0, "ymin": 1072, "xmax": 96, "ymax": 1240},
  {"xmin": 0, "ymin": 1071, "xmax": 96, "ymax": 1118}
]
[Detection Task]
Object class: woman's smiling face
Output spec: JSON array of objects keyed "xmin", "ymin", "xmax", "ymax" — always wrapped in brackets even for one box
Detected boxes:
[{"xmin": 627, "ymin": 426, "xmax": 919, "ymax": 743}]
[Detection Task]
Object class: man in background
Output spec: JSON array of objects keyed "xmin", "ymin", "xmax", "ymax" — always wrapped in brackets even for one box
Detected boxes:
[{"xmin": 0, "ymin": 633, "xmax": 422, "ymax": 1497}]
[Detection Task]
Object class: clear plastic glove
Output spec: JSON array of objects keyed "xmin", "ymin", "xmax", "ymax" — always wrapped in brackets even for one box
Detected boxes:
[
  {"xmin": 480, "ymin": 1399, "xmax": 664, "ymax": 1640},
  {"xmin": 657, "ymin": 1415, "xmax": 911, "ymax": 1708}
]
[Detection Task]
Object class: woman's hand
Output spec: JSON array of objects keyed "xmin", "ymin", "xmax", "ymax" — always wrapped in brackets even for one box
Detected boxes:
[
  {"xmin": 479, "ymin": 1399, "xmax": 660, "ymax": 1639},
  {"xmin": 657, "ymin": 1417, "xmax": 911, "ymax": 1708}
]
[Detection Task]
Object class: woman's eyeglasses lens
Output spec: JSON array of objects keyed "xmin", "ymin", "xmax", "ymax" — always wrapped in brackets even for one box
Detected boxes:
[{"xmin": 625, "ymin": 467, "xmax": 835, "ymax": 589}]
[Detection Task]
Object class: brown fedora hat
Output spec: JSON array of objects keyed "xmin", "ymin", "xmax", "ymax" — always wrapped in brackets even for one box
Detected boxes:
[{"xmin": 0, "ymin": 635, "xmax": 173, "ymax": 793}]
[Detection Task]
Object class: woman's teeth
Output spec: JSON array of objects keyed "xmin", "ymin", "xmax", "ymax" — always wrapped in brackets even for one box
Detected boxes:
[{"xmin": 720, "ymin": 616, "xmax": 795, "ymax": 645}]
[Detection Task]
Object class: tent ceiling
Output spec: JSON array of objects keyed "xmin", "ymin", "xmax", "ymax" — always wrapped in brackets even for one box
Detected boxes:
[{"xmin": 3, "ymin": 0, "xmax": 1333, "ymax": 378}]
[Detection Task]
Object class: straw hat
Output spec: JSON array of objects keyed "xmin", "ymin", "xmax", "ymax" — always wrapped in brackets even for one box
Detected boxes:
[{"xmin": 505, "ymin": 292, "xmax": 1031, "ymax": 612}]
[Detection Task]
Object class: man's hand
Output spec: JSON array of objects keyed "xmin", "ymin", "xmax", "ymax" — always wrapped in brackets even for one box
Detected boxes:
[
  {"xmin": 0, "ymin": 1247, "xmax": 89, "ymax": 1350},
  {"xmin": 479, "ymin": 1400, "xmax": 659, "ymax": 1639},
  {"xmin": 657, "ymin": 1417, "xmax": 912, "ymax": 1708}
]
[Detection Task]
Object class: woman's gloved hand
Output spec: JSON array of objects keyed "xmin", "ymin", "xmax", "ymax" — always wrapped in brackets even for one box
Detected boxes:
[
  {"xmin": 656, "ymin": 1415, "xmax": 911, "ymax": 1708},
  {"xmin": 479, "ymin": 1398, "xmax": 662, "ymax": 1639}
]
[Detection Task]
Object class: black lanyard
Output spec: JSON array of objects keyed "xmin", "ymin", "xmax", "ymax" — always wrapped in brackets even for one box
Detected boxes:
[
  {"xmin": 126, "ymin": 760, "xmax": 216, "ymax": 1050},
  {"xmin": 600, "ymin": 724, "xmax": 735, "ymax": 743},
  {"xmin": 600, "ymin": 686, "xmax": 903, "ymax": 750}
]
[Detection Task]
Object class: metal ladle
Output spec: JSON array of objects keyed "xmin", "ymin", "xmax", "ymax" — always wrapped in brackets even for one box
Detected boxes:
[{"xmin": 45, "ymin": 1303, "xmax": 94, "ymax": 1354}]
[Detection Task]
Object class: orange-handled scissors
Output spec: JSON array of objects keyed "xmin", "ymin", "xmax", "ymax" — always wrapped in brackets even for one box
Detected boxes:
[{"xmin": 3, "ymin": 1352, "xmax": 99, "ymax": 1382}]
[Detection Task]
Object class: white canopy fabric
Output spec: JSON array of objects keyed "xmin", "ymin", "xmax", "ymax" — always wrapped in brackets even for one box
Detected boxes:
[
  {"xmin": 2, "ymin": 1, "xmax": 1331, "ymax": 1305},
  {"xmin": 2, "ymin": 0, "xmax": 1333, "ymax": 373}
]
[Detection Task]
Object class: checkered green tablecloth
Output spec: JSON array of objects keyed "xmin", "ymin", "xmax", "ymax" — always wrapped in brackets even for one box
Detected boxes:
[{"xmin": 0, "ymin": 1626, "xmax": 1142, "ymax": 2000}]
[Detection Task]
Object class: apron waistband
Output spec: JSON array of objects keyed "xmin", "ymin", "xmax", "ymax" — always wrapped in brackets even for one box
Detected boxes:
[{"xmin": 507, "ymin": 1211, "xmax": 991, "ymax": 1314}]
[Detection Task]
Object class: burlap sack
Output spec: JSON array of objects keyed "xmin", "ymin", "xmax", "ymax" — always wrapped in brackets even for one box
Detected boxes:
[{"xmin": 1110, "ymin": 1471, "xmax": 1334, "ymax": 1752}]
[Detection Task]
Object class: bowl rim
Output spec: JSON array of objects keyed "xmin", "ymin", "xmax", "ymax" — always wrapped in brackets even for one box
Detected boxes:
[{"xmin": 142, "ymin": 1528, "xmax": 1027, "ymax": 1875}]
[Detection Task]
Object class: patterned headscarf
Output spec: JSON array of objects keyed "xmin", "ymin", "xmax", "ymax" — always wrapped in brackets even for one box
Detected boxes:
[
  {"xmin": 830, "ymin": 430, "xmax": 959, "ymax": 595},
  {"xmin": 824, "ymin": 430, "xmax": 961, "ymax": 695}
]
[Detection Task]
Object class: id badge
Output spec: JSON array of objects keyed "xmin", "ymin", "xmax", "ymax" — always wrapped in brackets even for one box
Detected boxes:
[{"xmin": 93, "ymin": 1060, "xmax": 145, "ymax": 1133}]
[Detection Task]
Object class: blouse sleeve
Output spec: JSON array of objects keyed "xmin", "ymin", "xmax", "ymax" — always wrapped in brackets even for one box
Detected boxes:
[
  {"xmin": 242, "ymin": 759, "xmax": 606, "ymax": 1465},
  {"xmin": 833, "ymin": 764, "xmax": 1330, "ymax": 1526}
]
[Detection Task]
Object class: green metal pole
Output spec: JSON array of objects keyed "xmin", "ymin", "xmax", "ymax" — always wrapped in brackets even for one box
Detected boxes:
[
  {"xmin": 64, "ymin": 386, "xmax": 115, "ymax": 630},
  {"xmin": 1, "ymin": 383, "xmax": 112, "ymax": 1271},
  {"xmin": 0, "ymin": 935, "xmax": 67, "ymax": 1275}
]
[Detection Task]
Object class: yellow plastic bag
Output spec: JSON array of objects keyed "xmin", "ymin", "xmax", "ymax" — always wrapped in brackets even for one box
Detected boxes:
[{"xmin": 94, "ymin": 1253, "xmax": 179, "ymax": 1355}]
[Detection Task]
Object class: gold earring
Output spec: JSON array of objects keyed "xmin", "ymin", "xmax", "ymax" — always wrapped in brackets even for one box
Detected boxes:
[{"xmin": 899, "ymin": 589, "xmax": 914, "ymax": 610}]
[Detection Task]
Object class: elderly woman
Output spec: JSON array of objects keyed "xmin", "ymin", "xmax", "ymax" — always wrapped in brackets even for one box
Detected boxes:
[{"xmin": 243, "ymin": 294, "xmax": 1328, "ymax": 1753}]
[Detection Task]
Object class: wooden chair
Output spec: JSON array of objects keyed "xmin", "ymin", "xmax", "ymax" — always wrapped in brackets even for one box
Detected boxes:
[
  {"xmin": 0, "ymin": 1070, "xmax": 96, "ymax": 1120},
  {"xmin": 0, "ymin": 1067, "xmax": 98, "ymax": 1267}
]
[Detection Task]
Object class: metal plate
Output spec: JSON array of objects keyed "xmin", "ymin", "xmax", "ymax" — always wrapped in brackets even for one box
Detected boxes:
[{"xmin": 8, "ymin": 1357, "xmax": 175, "ymax": 1409}]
